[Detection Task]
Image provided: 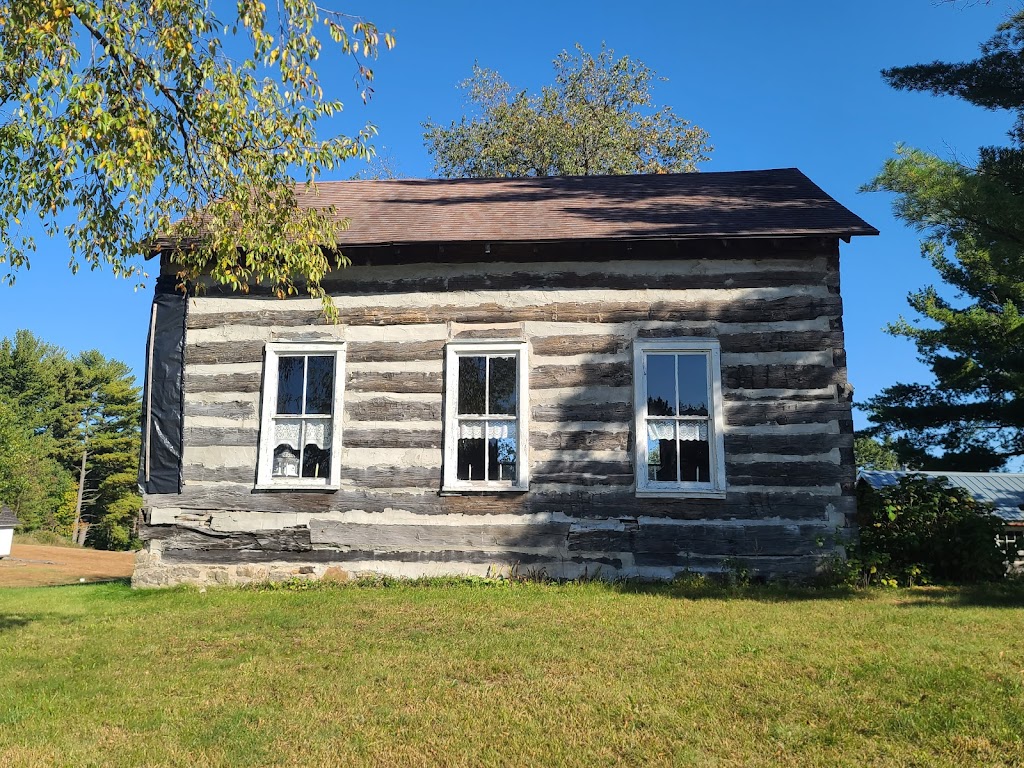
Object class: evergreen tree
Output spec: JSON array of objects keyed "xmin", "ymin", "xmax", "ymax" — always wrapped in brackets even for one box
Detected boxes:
[
  {"xmin": 0, "ymin": 332, "xmax": 141, "ymax": 548},
  {"xmin": 864, "ymin": 12, "xmax": 1024, "ymax": 470},
  {"xmin": 423, "ymin": 43, "xmax": 712, "ymax": 178}
]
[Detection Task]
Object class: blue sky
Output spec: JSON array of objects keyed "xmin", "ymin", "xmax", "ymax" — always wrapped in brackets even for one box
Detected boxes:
[{"xmin": 0, "ymin": 0, "xmax": 1013, "ymax": 430}]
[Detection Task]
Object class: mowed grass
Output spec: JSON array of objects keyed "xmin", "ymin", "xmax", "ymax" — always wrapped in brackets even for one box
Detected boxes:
[{"xmin": 1, "ymin": 580, "xmax": 1022, "ymax": 768}]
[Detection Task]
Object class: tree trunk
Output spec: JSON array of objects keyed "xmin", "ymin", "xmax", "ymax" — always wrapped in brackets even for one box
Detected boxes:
[{"xmin": 72, "ymin": 445, "xmax": 88, "ymax": 546}]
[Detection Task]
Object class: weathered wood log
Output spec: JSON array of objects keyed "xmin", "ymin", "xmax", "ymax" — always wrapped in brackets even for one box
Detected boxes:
[
  {"xmin": 337, "ymin": 465, "xmax": 441, "ymax": 488},
  {"xmin": 722, "ymin": 365, "xmax": 842, "ymax": 390},
  {"xmin": 530, "ymin": 430, "xmax": 631, "ymax": 451},
  {"xmin": 725, "ymin": 461, "xmax": 851, "ymax": 487},
  {"xmin": 149, "ymin": 484, "xmax": 845, "ymax": 521},
  {"xmin": 159, "ymin": 545, "xmax": 623, "ymax": 568},
  {"xmin": 531, "ymin": 362, "xmax": 631, "ymax": 389},
  {"xmin": 346, "ymin": 371, "xmax": 443, "ymax": 394},
  {"xmin": 453, "ymin": 328, "xmax": 525, "ymax": 341},
  {"xmin": 724, "ymin": 400, "xmax": 851, "ymax": 427},
  {"xmin": 183, "ymin": 465, "xmax": 256, "ymax": 484},
  {"xmin": 187, "ymin": 340, "xmax": 265, "ymax": 365},
  {"xmin": 343, "ymin": 429, "xmax": 443, "ymax": 449},
  {"xmin": 184, "ymin": 426, "xmax": 259, "ymax": 448},
  {"xmin": 347, "ymin": 339, "xmax": 446, "ymax": 363},
  {"xmin": 346, "ymin": 398, "xmax": 443, "ymax": 422},
  {"xmin": 184, "ymin": 400, "xmax": 257, "ymax": 420},
  {"xmin": 724, "ymin": 432, "xmax": 853, "ymax": 456},
  {"xmin": 185, "ymin": 371, "xmax": 261, "ymax": 394},
  {"xmin": 531, "ymin": 335, "xmax": 630, "ymax": 356},
  {"xmin": 150, "ymin": 517, "xmax": 830, "ymax": 565},
  {"xmin": 310, "ymin": 519, "xmax": 572, "ymax": 550},
  {"xmin": 532, "ymin": 402, "xmax": 632, "ymax": 423},
  {"xmin": 187, "ymin": 295, "xmax": 844, "ymax": 330}
]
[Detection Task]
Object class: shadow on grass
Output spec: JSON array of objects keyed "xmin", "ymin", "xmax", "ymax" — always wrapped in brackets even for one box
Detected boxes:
[
  {"xmin": 894, "ymin": 582, "xmax": 1024, "ymax": 609},
  {"xmin": 604, "ymin": 579, "xmax": 870, "ymax": 603},
  {"xmin": 0, "ymin": 613, "xmax": 33, "ymax": 633}
]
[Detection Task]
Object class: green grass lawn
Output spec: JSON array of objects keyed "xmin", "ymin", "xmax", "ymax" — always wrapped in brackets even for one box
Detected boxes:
[{"xmin": 1, "ymin": 579, "xmax": 1022, "ymax": 768}]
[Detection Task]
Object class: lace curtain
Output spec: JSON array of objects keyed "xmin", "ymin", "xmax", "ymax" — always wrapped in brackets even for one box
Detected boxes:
[
  {"xmin": 457, "ymin": 420, "xmax": 517, "ymax": 440},
  {"xmin": 647, "ymin": 420, "xmax": 708, "ymax": 442},
  {"xmin": 273, "ymin": 418, "xmax": 331, "ymax": 450}
]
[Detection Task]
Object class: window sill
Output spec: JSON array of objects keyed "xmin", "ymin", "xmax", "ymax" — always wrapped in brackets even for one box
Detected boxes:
[
  {"xmin": 635, "ymin": 488, "xmax": 727, "ymax": 500},
  {"xmin": 253, "ymin": 482, "xmax": 339, "ymax": 493},
  {"xmin": 440, "ymin": 485, "xmax": 529, "ymax": 495}
]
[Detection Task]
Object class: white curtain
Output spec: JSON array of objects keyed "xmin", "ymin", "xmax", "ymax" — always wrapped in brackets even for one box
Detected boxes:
[
  {"xmin": 647, "ymin": 420, "xmax": 708, "ymax": 442},
  {"xmin": 458, "ymin": 420, "xmax": 517, "ymax": 440},
  {"xmin": 274, "ymin": 419, "xmax": 330, "ymax": 449}
]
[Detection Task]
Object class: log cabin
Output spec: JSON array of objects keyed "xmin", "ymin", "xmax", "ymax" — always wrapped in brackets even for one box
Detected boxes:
[{"xmin": 133, "ymin": 169, "xmax": 878, "ymax": 586}]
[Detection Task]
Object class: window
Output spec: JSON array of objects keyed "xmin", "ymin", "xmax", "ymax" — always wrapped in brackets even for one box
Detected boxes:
[
  {"xmin": 443, "ymin": 341, "xmax": 529, "ymax": 492},
  {"xmin": 633, "ymin": 339, "xmax": 726, "ymax": 497},
  {"xmin": 256, "ymin": 342, "xmax": 346, "ymax": 490}
]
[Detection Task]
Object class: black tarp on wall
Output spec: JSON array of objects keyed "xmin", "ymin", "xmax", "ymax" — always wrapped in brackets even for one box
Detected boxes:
[{"xmin": 138, "ymin": 278, "xmax": 187, "ymax": 494}]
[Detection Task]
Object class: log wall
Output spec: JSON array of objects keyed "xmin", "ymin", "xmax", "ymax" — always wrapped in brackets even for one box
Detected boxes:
[{"xmin": 135, "ymin": 241, "xmax": 857, "ymax": 586}]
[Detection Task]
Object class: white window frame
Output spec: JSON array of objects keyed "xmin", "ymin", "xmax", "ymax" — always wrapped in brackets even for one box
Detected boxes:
[
  {"xmin": 443, "ymin": 340, "xmax": 529, "ymax": 493},
  {"xmin": 256, "ymin": 342, "xmax": 346, "ymax": 491},
  {"xmin": 633, "ymin": 338, "xmax": 727, "ymax": 498}
]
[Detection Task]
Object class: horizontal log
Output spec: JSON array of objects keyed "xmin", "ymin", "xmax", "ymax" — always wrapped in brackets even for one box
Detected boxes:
[
  {"xmin": 310, "ymin": 519, "xmax": 572, "ymax": 551},
  {"xmin": 531, "ymin": 362, "xmax": 631, "ymax": 389},
  {"xmin": 150, "ymin": 485, "xmax": 847, "ymax": 521},
  {"xmin": 532, "ymin": 402, "xmax": 632, "ymax": 423},
  {"xmin": 725, "ymin": 461, "xmax": 852, "ymax": 487},
  {"xmin": 530, "ymin": 430, "xmax": 631, "ymax": 451},
  {"xmin": 531, "ymin": 335, "xmax": 630, "ymax": 356},
  {"xmin": 159, "ymin": 545, "xmax": 622, "ymax": 568},
  {"xmin": 314, "ymin": 269, "xmax": 832, "ymax": 296},
  {"xmin": 722, "ymin": 364, "xmax": 842, "ymax": 390},
  {"xmin": 452, "ymin": 327, "xmax": 525, "ymax": 340},
  {"xmin": 184, "ymin": 329, "xmax": 848, "ymax": 369},
  {"xmin": 184, "ymin": 400, "xmax": 257, "ymax": 420},
  {"xmin": 185, "ymin": 371, "xmax": 261, "ymax": 394},
  {"xmin": 338, "ymin": 465, "xmax": 440, "ymax": 488},
  {"xmin": 719, "ymin": 330, "xmax": 843, "ymax": 354},
  {"xmin": 144, "ymin": 525, "xmax": 312, "ymax": 551},
  {"xmin": 184, "ymin": 427, "xmax": 258, "ymax": 448},
  {"xmin": 347, "ymin": 398, "xmax": 442, "ymax": 422},
  {"xmin": 724, "ymin": 432, "xmax": 853, "ymax": 456},
  {"xmin": 183, "ymin": 465, "xmax": 256, "ymax": 484},
  {"xmin": 187, "ymin": 340, "xmax": 264, "ymax": 366},
  {"xmin": 149, "ymin": 518, "xmax": 829, "ymax": 565},
  {"xmin": 344, "ymin": 429, "xmax": 442, "ymax": 449},
  {"xmin": 187, "ymin": 295, "xmax": 844, "ymax": 330},
  {"xmin": 186, "ymin": 339, "xmax": 449, "ymax": 366},
  {"xmin": 185, "ymin": 428, "xmax": 444, "ymax": 450},
  {"xmin": 347, "ymin": 371, "xmax": 443, "ymax": 394},
  {"xmin": 347, "ymin": 339, "xmax": 446, "ymax": 363},
  {"xmin": 724, "ymin": 400, "xmax": 851, "ymax": 427}
]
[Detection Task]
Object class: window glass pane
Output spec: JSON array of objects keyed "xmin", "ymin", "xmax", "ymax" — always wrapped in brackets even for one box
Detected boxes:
[
  {"xmin": 488, "ymin": 356, "xmax": 517, "ymax": 415},
  {"xmin": 457, "ymin": 436, "xmax": 486, "ymax": 480},
  {"xmin": 679, "ymin": 438, "xmax": 711, "ymax": 483},
  {"xmin": 272, "ymin": 444, "xmax": 301, "ymax": 478},
  {"xmin": 677, "ymin": 354, "xmax": 709, "ymax": 416},
  {"xmin": 305, "ymin": 356, "xmax": 335, "ymax": 415},
  {"xmin": 646, "ymin": 354, "xmax": 676, "ymax": 416},
  {"xmin": 647, "ymin": 422, "xmax": 677, "ymax": 482},
  {"xmin": 458, "ymin": 356, "xmax": 486, "ymax": 414},
  {"xmin": 277, "ymin": 356, "xmax": 304, "ymax": 414},
  {"xmin": 302, "ymin": 444, "xmax": 331, "ymax": 479},
  {"xmin": 488, "ymin": 420, "xmax": 517, "ymax": 481}
]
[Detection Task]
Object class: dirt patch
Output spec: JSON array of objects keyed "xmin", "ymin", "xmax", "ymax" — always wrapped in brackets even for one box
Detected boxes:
[{"xmin": 0, "ymin": 544, "xmax": 135, "ymax": 587}]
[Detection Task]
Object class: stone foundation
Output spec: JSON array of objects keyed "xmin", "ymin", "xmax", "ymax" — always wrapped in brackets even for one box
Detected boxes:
[{"xmin": 131, "ymin": 548, "xmax": 354, "ymax": 588}]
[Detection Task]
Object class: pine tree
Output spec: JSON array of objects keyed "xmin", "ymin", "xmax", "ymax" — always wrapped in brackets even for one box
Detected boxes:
[{"xmin": 865, "ymin": 12, "xmax": 1024, "ymax": 470}]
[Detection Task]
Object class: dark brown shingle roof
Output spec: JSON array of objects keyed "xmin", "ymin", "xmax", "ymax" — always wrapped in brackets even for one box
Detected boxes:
[
  {"xmin": 294, "ymin": 168, "xmax": 877, "ymax": 246},
  {"xmin": 0, "ymin": 505, "xmax": 20, "ymax": 528}
]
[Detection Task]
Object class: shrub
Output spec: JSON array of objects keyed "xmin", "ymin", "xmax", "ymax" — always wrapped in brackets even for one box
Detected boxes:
[{"xmin": 854, "ymin": 475, "xmax": 1006, "ymax": 585}]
